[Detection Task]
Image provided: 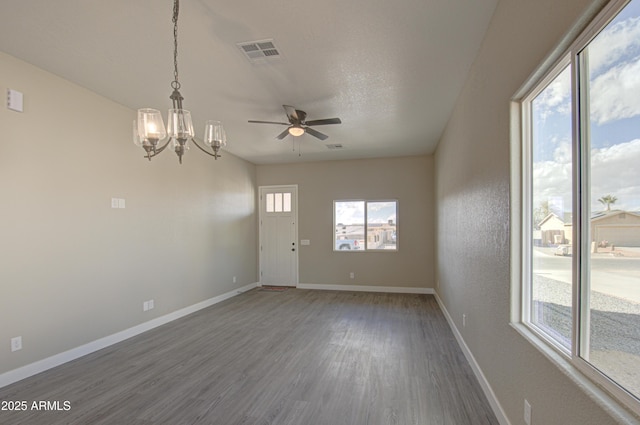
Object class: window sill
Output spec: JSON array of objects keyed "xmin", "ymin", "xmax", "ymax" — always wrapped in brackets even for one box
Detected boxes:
[{"xmin": 510, "ymin": 322, "xmax": 640, "ymax": 424}]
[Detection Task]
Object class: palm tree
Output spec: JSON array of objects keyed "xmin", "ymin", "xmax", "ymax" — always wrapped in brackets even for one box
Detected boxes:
[{"xmin": 598, "ymin": 195, "xmax": 618, "ymax": 211}]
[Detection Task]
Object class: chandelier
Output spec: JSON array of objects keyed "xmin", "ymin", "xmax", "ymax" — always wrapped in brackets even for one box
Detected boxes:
[{"xmin": 133, "ymin": 0, "xmax": 226, "ymax": 163}]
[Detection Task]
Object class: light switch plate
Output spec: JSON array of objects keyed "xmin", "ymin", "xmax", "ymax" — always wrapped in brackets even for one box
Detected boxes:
[
  {"xmin": 11, "ymin": 336, "xmax": 22, "ymax": 352},
  {"xmin": 524, "ymin": 399, "xmax": 531, "ymax": 425},
  {"xmin": 7, "ymin": 89, "xmax": 24, "ymax": 112}
]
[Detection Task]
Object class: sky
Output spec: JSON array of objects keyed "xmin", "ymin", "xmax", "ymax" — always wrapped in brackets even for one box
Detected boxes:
[
  {"xmin": 335, "ymin": 201, "xmax": 397, "ymax": 225},
  {"xmin": 532, "ymin": 0, "xmax": 640, "ymax": 214}
]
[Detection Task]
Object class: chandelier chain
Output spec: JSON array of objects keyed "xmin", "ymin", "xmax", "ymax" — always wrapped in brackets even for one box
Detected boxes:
[
  {"xmin": 135, "ymin": 0, "xmax": 226, "ymax": 163},
  {"xmin": 172, "ymin": 0, "xmax": 180, "ymax": 89}
]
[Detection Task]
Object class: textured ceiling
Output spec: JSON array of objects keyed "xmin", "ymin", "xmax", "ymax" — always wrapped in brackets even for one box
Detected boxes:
[{"xmin": 0, "ymin": 0, "xmax": 498, "ymax": 164}]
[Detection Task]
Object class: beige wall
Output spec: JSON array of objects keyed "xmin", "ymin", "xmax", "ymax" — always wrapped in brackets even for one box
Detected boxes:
[
  {"xmin": 434, "ymin": 0, "xmax": 637, "ymax": 424},
  {"xmin": 257, "ymin": 156, "xmax": 434, "ymax": 289},
  {"xmin": 0, "ymin": 52, "xmax": 257, "ymax": 375}
]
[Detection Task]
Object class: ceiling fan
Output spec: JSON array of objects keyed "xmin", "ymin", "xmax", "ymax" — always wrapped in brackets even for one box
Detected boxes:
[{"xmin": 248, "ymin": 105, "xmax": 341, "ymax": 141}]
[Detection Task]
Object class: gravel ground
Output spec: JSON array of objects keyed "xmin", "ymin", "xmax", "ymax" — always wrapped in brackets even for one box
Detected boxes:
[{"xmin": 532, "ymin": 274, "xmax": 640, "ymax": 396}]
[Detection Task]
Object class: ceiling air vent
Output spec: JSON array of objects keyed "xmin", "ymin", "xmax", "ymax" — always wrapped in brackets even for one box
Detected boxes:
[
  {"xmin": 325, "ymin": 144, "xmax": 343, "ymax": 150},
  {"xmin": 237, "ymin": 39, "xmax": 281, "ymax": 62}
]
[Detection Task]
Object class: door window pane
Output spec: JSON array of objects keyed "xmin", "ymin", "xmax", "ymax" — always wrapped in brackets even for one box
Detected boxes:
[
  {"xmin": 283, "ymin": 192, "xmax": 292, "ymax": 212},
  {"xmin": 274, "ymin": 193, "xmax": 283, "ymax": 212},
  {"xmin": 266, "ymin": 193, "xmax": 274, "ymax": 212}
]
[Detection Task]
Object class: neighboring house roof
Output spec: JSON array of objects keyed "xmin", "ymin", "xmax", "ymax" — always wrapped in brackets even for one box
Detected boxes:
[
  {"xmin": 591, "ymin": 210, "xmax": 640, "ymax": 222},
  {"xmin": 538, "ymin": 213, "xmax": 562, "ymax": 227},
  {"xmin": 543, "ymin": 210, "xmax": 640, "ymax": 226}
]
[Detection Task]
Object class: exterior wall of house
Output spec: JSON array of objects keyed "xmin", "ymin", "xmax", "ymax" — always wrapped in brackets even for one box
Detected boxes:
[
  {"xmin": 0, "ymin": 52, "xmax": 258, "ymax": 376},
  {"xmin": 539, "ymin": 215, "xmax": 568, "ymax": 245},
  {"xmin": 539, "ymin": 216, "xmax": 565, "ymax": 232},
  {"xmin": 592, "ymin": 212, "xmax": 640, "ymax": 247},
  {"xmin": 257, "ymin": 156, "xmax": 434, "ymax": 289},
  {"xmin": 434, "ymin": 0, "xmax": 634, "ymax": 423}
]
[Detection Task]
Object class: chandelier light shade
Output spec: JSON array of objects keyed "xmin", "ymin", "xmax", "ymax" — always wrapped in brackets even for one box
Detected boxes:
[
  {"xmin": 134, "ymin": 0, "xmax": 226, "ymax": 164},
  {"xmin": 136, "ymin": 109, "xmax": 166, "ymax": 143},
  {"xmin": 203, "ymin": 120, "xmax": 227, "ymax": 150},
  {"xmin": 167, "ymin": 109, "xmax": 194, "ymax": 140}
]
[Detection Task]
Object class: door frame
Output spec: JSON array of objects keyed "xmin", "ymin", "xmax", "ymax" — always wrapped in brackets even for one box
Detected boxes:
[{"xmin": 258, "ymin": 184, "xmax": 299, "ymax": 287}]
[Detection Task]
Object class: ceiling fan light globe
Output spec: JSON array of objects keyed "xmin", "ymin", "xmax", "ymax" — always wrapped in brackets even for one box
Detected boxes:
[{"xmin": 288, "ymin": 126, "xmax": 305, "ymax": 137}]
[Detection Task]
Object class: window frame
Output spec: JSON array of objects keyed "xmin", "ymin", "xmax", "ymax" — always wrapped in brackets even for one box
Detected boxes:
[
  {"xmin": 333, "ymin": 199, "xmax": 398, "ymax": 252},
  {"xmin": 512, "ymin": 0, "xmax": 640, "ymax": 417},
  {"xmin": 264, "ymin": 191, "xmax": 292, "ymax": 213},
  {"xmin": 521, "ymin": 56, "xmax": 574, "ymax": 356}
]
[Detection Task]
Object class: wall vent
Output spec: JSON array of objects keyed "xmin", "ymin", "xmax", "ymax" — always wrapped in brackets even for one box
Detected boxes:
[
  {"xmin": 237, "ymin": 39, "xmax": 281, "ymax": 61},
  {"xmin": 325, "ymin": 144, "xmax": 343, "ymax": 150}
]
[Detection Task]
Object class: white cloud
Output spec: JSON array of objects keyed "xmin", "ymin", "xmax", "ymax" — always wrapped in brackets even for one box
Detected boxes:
[
  {"xmin": 531, "ymin": 12, "xmax": 640, "ymax": 213},
  {"xmin": 533, "ymin": 15, "xmax": 640, "ymax": 125},
  {"xmin": 588, "ymin": 16, "xmax": 640, "ymax": 75},
  {"xmin": 534, "ymin": 139, "xmax": 640, "ymax": 212},
  {"xmin": 553, "ymin": 141, "xmax": 572, "ymax": 163},
  {"xmin": 587, "ymin": 13, "xmax": 640, "ymax": 125},
  {"xmin": 534, "ymin": 66, "xmax": 571, "ymax": 120},
  {"xmin": 367, "ymin": 202, "xmax": 396, "ymax": 223},
  {"xmin": 591, "ymin": 139, "xmax": 640, "ymax": 211},
  {"xmin": 335, "ymin": 201, "xmax": 364, "ymax": 224},
  {"xmin": 590, "ymin": 56, "xmax": 640, "ymax": 124},
  {"xmin": 532, "ymin": 141, "xmax": 573, "ymax": 216}
]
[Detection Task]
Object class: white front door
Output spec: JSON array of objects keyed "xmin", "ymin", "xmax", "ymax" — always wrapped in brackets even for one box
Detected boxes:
[{"xmin": 259, "ymin": 185, "xmax": 298, "ymax": 287}]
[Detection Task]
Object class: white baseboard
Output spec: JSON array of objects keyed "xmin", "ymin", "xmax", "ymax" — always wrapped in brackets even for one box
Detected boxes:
[
  {"xmin": 433, "ymin": 292, "xmax": 511, "ymax": 425},
  {"xmin": 297, "ymin": 283, "xmax": 434, "ymax": 294},
  {"xmin": 0, "ymin": 282, "xmax": 258, "ymax": 389}
]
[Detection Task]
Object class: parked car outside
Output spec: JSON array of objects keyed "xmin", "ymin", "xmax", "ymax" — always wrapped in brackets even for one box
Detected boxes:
[
  {"xmin": 555, "ymin": 244, "xmax": 572, "ymax": 256},
  {"xmin": 335, "ymin": 239, "xmax": 361, "ymax": 250}
]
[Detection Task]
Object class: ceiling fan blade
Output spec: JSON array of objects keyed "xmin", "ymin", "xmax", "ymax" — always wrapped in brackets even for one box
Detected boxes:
[
  {"xmin": 304, "ymin": 127, "xmax": 329, "ymax": 141},
  {"xmin": 305, "ymin": 118, "xmax": 342, "ymax": 126},
  {"xmin": 283, "ymin": 105, "xmax": 299, "ymax": 123},
  {"xmin": 248, "ymin": 120, "xmax": 290, "ymax": 125},
  {"xmin": 276, "ymin": 128, "xmax": 291, "ymax": 140}
]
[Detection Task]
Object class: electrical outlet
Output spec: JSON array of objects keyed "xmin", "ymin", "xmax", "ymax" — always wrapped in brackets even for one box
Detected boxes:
[
  {"xmin": 148, "ymin": 299, "xmax": 154, "ymax": 310},
  {"xmin": 11, "ymin": 336, "xmax": 22, "ymax": 352},
  {"xmin": 350, "ymin": 272, "xmax": 355, "ymax": 279},
  {"xmin": 524, "ymin": 399, "xmax": 532, "ymax": 425},
  {"xmin": 463, "ymin": 314, "xmax": 466, "ymax": 328},
  {"xmin": 233, "ymin": 276, "xmax": 237, "ymax": 283}
]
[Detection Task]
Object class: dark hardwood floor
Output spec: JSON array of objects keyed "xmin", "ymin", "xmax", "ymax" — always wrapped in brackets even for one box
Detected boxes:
[{"xmin": 0, "ymin": 289, "xmax": 499, "ymax": 424}]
